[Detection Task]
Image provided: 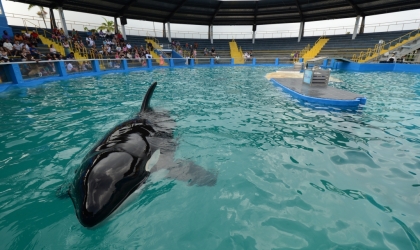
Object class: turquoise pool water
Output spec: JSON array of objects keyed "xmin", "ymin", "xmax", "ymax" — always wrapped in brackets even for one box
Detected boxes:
[{"xmin": 1, "ymin": 67, "xmax": 420, "ymax": 249}]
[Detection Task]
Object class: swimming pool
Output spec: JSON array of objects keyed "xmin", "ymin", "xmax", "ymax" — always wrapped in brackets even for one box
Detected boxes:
[{"xmin": 1, "ymin": 67, "xmax": 420, "ymax": 249}]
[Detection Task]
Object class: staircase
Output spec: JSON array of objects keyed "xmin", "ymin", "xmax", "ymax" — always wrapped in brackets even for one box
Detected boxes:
[
  {"xmin": 229, "ymin": 40, "xmax": 244, "ymax": 64},
  {"xmin": 353, "ymin": 29, "xmax": 420, "ymax": 63},
  {"xmin": 145, "ymin": 37, "xmax": 168, "ymax": 65},
  {"xmin": 302, "ymin": 36, "xmax": 329, "ymax": 63}
]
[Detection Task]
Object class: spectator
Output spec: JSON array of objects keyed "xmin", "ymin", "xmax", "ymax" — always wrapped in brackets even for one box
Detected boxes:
[
  {"xmin": 116, "ymin": 43, "xmax": 122, "ymax": 53},
  {"xmin": 12, "ymin": 41, "xmax": 22, "ymax": 56},
  {"xmin": 23, "ymin": 31, "xmax": 31, "ymax": 40},
  {"xmin": 99, "ymin": 30, "xmax": 106, "ymax": 38},
  {"xmin": 2, "ymin": 30, "xmax": 10, "ymax": 42},
  {"xmin": 106, "ymin": 30, "xmax": 113, "ymax": 39},
  {"xmin": 30, "ymin": 30, "xmax": 40, "ymax": 45},
  {"xmin": 3, "ymin": 39, "xmax": 13, "ymax": 55},
  {"xmin": 211, "ymin": 47, "xmax": 216, "ymax": 56},
  {"xmin": 117, "ymin": 32, "xmax": 124, "ymax": 42},
  {"xmin": 49, "ymin": 44, "xmax": 58, "ymax": 55},
  {"xmin": 0, "ymin": 47, "xmax": 10, "ymax": 62},
  {"xmin": 29, "ymin": 45, "xmax": 41, "ymax": 59},
  {"xmin": 66, "ymin": 52, "xmax": 75, "ymax": 60},
  {"xmin": 14, "ymin": 33, "xmax": 24, "ymax": 42},
  {"xmin": 20, "ymin": 48, "xmax": 28, "ymax": 61},
  {"xmin": 203, "ymin": 47, "xmax": 208, "ymax": 56},
  {"xmin": 62, "ymin": 40, "xmax": 71, "ymax": 55},
  {"xmin": 126, "ymin": 42, "xmax": 132, "ymax": 52},
  {"xmin": 66, "ymin": 62, "xmax": 78, "ymax": 72},
  {"xmin": 145, "ymin": 50, "xmax": 152, "ymax": 59}
]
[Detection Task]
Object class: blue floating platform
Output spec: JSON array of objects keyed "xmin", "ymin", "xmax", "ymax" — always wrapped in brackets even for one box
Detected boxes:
[{"xmin": 270, "ymin": 74, "xmax": 366, "ymax": 108}]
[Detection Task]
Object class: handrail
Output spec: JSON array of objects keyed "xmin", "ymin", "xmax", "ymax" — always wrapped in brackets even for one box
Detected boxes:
[{"xmin": 353, "ymin": 28, "xmax": 420, "ymax": 62}]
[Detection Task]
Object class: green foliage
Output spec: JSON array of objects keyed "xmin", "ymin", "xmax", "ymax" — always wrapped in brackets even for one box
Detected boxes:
[{"xmin": 97, "ymin": 18, "xmax": 115, "ymax": 32}]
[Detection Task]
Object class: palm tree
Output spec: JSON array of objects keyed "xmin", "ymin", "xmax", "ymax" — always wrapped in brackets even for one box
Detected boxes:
[
  {"xmin": 28, "ymin": 4, "xmax": 48, "ymax": 29},
  {"xmin": 97, "ymin": 18, "xmax": 116, "ymax": 33}
]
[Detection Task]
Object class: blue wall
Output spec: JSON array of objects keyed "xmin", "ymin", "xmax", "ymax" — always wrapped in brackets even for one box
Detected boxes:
[
  {"xmin": 0, "ymin": 58, "xmax": 293, "ymax": 93},
  {"xmin": 1, "ymin": 57, "xmax": 419, "ymax": 93},
  {"xmin": 325, "ymin": 59, "xmax": 420, "ymax": 73}
]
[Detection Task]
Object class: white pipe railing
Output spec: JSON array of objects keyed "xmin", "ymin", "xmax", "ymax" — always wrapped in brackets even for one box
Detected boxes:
[{"xmin": 5, "ymin": 12, "xmax": 420, "ymax": 39}]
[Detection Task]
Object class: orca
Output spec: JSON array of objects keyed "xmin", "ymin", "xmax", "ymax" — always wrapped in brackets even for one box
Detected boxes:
[{"xmin": 68, "ymin": 82, "xmax": 217, "ymax": 228}]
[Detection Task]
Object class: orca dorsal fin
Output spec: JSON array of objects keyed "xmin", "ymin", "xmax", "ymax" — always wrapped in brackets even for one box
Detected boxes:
[{"xmin": 140, "ymin": 82, "xmax": 157, "ymax": 113}]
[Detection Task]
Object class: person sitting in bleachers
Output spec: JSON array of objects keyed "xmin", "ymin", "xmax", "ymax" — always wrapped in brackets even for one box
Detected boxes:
[
  {"xmin": 29, "ymin": 45, "xmax": 41, "ymax": 59},
  {"xmin": 2, "ymin": 30, "xmax": 11, "ymax": 42},
  {"xmin": 211, "ymin": 47, "xmax": 216, "ymax": 56},
  {"xmin": 203, "ymin": 47, "xmax": 208, "ymax": 56},
  {"xmin": 23, "ymin": 31, "xmax": 31, "ymax": 40},
  {"xmin": 20, "ymin": 48, "xmax": 28, "ymax": 61},
  {"xmin": 49, "ymin": 44, "xmax": 58, "ymax": 55},
  {"xmin": 117, "ymin": 32, "xmax": 124, "ymax": 43},
  {"xmin": 106, "ymin": 30, "xmax": 113, "ymax": 39},
  {"xmin": 3, "ymin": 39, "xmax": 13, "ymax": 56},
  {"xmin": 0, "ymin": 47, "xmax": 10, "ymax": 62},
  {"xmin": 14, "ymin": 33, "xmax": 24, "ymax": 42},
  {"xmin": 66, "ymin": 52, "xmax": 75, "ymax": 60},
  {"xmin": 30, "ymin": 30, "xmax": 41, "ymax": 45},
  {"xmin": 99, "ymin": 30, "xmax": 106, "ymax": 38},
  {"xmin": 115, "ymin": 43, "xmax": 121, "ymax": 53},
  {"xmin": 13, "ymin": 41, "xmax": 22, "ymax": 56}
]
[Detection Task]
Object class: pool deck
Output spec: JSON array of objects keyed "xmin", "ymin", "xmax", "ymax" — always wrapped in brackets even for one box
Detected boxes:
[{"xmin": 267, "ymin": 71, "xmax": 366, "ymax": 107}]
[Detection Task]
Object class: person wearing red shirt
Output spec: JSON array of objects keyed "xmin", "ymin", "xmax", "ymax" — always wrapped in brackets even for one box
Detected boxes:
[{"xmin": 117, "ymin": 32, "xmax": 123, "ymax": 42}]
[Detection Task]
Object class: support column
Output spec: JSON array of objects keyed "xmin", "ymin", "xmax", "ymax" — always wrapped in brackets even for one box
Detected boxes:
[
  {"xmin": 359, "ymin": 16, "xmax": 365, "ymax": 34},
  {"xmin": 167, "ymin": 22, "xmax": 171, "ymax": 42},
  {"xmin": 252, "ymin": 24, "xmax": 256, "ymax": 44},
  {"xmin": 352, "ymin": 15, "xmax": 361, "ymax": 40},
  {"xmin": 49, "ymin": 8, "xmax": 57, "ymax": 30},
  {"xmin": 119, "ymin": 17, "xmax": 126, "ymax": 40},
  {"xmin": 58, "ymin": 7, "xmax": 68, "ymax": 36},
  {"xmin": 163, "ymin": 23, "xmax": 166, "ymax": 38},
  {"xmin": 210, "ymin": 24, "xmax": 213, "ymax": 44},
  {"xmin": 114, "ymin": 17, "xmax": 118, "ymax": 34},
  {"xmin": 298, "ymin": 21, "xmax": 305, "ymax": 42}
]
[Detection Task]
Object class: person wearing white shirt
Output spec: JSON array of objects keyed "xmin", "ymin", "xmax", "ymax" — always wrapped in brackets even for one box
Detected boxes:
[
  {"xmin": 3, "ymin": 39, "xmax": 13, "ymax": 54},
  {"xmin": 126, "ymin": 43, "xmax": 132, "ymax": 51},
  {"xmin": 13, "ymin": 41, "xmax": 22, "ymax": 56},
  {"xmin": 66, "ymin": 62, "xmax": 78, "ymax": 72}
]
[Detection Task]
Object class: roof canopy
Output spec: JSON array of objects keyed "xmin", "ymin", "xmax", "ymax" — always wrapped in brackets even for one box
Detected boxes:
[{"xmin": 12, "ymin": 0, "xmax": 420, "ymax": 26}]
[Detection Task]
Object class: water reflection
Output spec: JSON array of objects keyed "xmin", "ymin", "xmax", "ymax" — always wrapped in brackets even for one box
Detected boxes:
[{"xmin": 310, "ymin": 180, "xmax": 392, "ymax": 213}]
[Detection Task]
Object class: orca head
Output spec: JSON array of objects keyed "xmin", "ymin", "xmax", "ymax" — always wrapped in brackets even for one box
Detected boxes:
[{"xmin": 70, "ymin": 134, "xmax": 160, "ymax": 228}]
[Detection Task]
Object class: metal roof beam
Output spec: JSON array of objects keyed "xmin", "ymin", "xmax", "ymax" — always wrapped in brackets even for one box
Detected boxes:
[
  {"xmin": 294, "ymin": 0, "xmax": 304, "ymax": 21},
  {"xmin": 165, "ymin": 0, "xmax": 189, "ymax": 23},
  {"xmin": 118, "ymin": 0, "xmax": 137, "ymax": 17},
  {"xmin": 210, "ymin": 1, "xmax": 223, "ymax": 25},
  {"xmin": 344, "ymin": 0, "xmax": 364, "ymax": 15}
]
